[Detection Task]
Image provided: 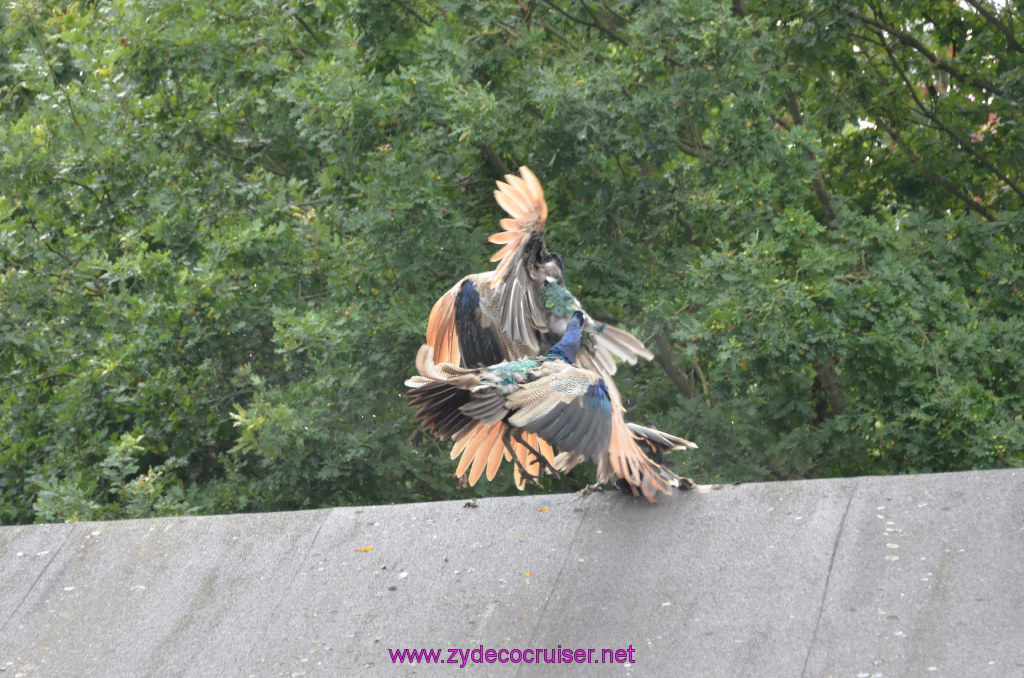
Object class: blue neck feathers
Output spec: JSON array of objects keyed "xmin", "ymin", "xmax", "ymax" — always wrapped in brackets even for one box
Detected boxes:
[{"xmin": 546, "ymin": 311, "xmax": 585, "ymax": 364}]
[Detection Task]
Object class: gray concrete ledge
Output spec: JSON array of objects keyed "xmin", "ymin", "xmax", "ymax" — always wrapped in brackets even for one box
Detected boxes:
[{"xmin": 1, "ymin": 469, "xmax": 1022, "ymax": 677}]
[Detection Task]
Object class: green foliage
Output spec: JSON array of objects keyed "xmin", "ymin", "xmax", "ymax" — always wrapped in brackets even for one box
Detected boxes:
[{"xmin": 2, "ymin": 0, "xmax": 1021, "ymax": 523}]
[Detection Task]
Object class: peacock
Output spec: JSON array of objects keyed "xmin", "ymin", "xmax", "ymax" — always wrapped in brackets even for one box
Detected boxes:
[
  {"xmin": 407, "ymin": 312, "xmax": 684, "ymax": 500},
  {"xmin": 424, "ymin": 166, "xmax": 696, "ymax": 500}
]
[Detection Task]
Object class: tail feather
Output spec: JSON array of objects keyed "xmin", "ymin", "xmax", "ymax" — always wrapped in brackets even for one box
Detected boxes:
[
  {"xmin": 488, "ymin": 230, "xmax": 522, "ymax": 244},
  {"xmin": 413, "ymin": 344, "xmax": 475, "ymax": 382},
  {"xmin": 405, "ymin": 345, "xmax": 482, "ymax": 440},
  {"xmin": 493, "ymin": 187, "xmax": 530, "ymax": 220},
  {"xmin": 605, "ymin": 408, "xmax": 679, "ymax": 502},
  {"xmin": 489, "ymin": 167, "xmax": 547, "ymax": 288},
  {"xmin": 407, "ymin": 383, "xmax": 474, "ymax": 439},
  {"xmin": 590, "ymin": 322, "xmax": 654, "ymax": 366},
  {"xmin": 627, "ymin": 422, "xmax": 698, "ymax": 453},
  {"xmin": 413, "ymin": 344, "xmax": 444, "ymax": 381}
]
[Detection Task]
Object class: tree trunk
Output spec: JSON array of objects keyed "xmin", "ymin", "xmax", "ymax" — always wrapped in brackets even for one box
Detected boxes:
[{"xmin": 812, "ymin": 358, "xmax": 846, "ymax": 419}]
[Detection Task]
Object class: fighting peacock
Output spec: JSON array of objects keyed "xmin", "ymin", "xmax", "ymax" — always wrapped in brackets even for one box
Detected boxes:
[
  {"xmin": 407, "ymin": 312, "xmax": 686, "ymax": 500},
  {"xmin": 411, "ymin": 166, "xmax": 697, "ymax": 501}
]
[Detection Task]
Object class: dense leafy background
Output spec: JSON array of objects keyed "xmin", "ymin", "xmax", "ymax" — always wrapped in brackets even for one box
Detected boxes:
[{"xmin": 2, "ymin": 0, "xmax": 1022, "ymax": 524}]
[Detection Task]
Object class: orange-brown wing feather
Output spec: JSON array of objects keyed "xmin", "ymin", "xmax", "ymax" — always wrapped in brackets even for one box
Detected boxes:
[
  {"xmin": 453, "ymin": 424, "xmax": 487, "ymax": 476},
  {"xmin": 484, "ymin": 424, "xmax": 507, "ymax": 482},
  {"xmin": 426, "ymin": 280, "xmax": 462, "ymax": 366},
  {"xmin": 468, "ymin": 422, "xmax": 502, "ymax": 486}
]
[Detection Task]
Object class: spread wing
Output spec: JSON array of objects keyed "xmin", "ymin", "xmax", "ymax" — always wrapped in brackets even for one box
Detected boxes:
[
  {"xmin": 505, "ymin": 363, "xmax": 613, "ymax": 457},
  {"xmin": 406, "ymin": 348, "xmax": 613, "ymax": 485}
]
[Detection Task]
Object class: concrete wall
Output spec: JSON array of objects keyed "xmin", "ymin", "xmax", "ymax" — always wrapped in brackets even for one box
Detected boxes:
[{"xmin": 1, "ymin": 469, "xmax": 1022, "ymax": 677}]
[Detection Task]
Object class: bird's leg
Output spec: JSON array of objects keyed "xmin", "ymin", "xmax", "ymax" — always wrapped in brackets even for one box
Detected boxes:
[
  {"xmin": 502, "ymin": 426, "xmax": 544, "ymax": 488},
  {"xmin": 511, "ymin": 428, "xmax": 561, "ymax": 480},
  {"xmin": 572, "ymin": 482, "xmax": 605, "ymax": 503},
  {"xmin": 676, "ymin": 475, "xmax": 697, "ymax": 491}
]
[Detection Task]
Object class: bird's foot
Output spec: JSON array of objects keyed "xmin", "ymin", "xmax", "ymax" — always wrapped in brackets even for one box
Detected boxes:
[
  {"xmin": 503, "ymin": 427, "xmax": 545, "ymax": 488},
  {"xmin": 572, "ymin": 483, "xmax": 605, "ymax": 503},
  {"xmin": 510, "ymin": 454, "xmax": 545, "ymax": 488},
  {"xmin": 511, "ymin": 429, "xmax": 561, "ymax": 481},
  {"xmin": 530, "ymin": 450, "xmax": 561, "ymax": 480}
]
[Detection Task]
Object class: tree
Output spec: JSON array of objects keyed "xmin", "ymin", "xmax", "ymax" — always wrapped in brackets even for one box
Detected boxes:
[{"xmin": 1, "ymin": 0, "xmax": 1021, "ymax": 524}]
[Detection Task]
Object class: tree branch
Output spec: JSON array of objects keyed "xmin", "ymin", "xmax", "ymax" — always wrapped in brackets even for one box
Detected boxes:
[
  {"xmin": 54, "ymin": 177, "xmax": 105, "ymax": 206},
  {"xmin": 652, "ymin": 333, "xmax": 697, "ymax": 400},
  {"xmin": 879, "ymin": 118, "xmax": 997, "ymax": 221},
  {"xmin": 877, "ymin": 39, "xmax": 1024, "ymax": 203},
  {"xmin": 538, "ymin": 20, "xmax": 575, "ymax": 49},
  {"xmin": 812, "ymin": 359, "xmax": 846, "ymax": 418},
  {"xmin": 579, "ymin": 1, "xmax": 630, "ymax": 46},
  {"xmin": 474, "ymin": 142, "xmax": 508, "ymax": 177},
  {"xmin": 783, "ymin": 90, "xmax": 836, "ymax": 224},
  {"xmin": 290, "ymin": 10, "xmax": 326, "ymax": 49},
  {"xmin": 388, "ymin": 0, "xmax": 432, "ymax": 28},
  {"xmin": 852, "ymin": 10, "xmax": 1004, "ymax": 96},
  {"xmin": 962, "ymin": 0, "xmax": 1024, "ymax": 55},
  {"xmin": 540, "ymin": 0, "xmax": 629, "ymax": 46}
]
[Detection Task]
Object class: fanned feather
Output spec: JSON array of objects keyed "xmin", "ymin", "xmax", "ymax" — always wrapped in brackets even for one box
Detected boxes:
[
  {"xmin": 489, "ymin": 167, "xmax": 547, "ymax": 288},
  {"xmin": 487, "ymin": 231, "xmax": 521, "ymax": 244}
]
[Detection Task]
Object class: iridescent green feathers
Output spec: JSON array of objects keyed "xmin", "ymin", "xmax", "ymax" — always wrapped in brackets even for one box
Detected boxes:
[
  {"xmin": 407, "ymin": 312, "xmax": 615, "ymax": 469},
  {"xmin": 415, "ymin": 167, "xmax": 697, "ymax": 501}
]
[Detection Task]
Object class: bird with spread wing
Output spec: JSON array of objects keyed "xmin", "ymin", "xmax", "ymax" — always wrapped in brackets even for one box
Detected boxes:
[
  {"xmin": 408, "ymin": 312, "xmax": 684, "ymax": 500},
  {"xmin": 422, "ymin": 167, "xmax": 696, "ymax": 501}
]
